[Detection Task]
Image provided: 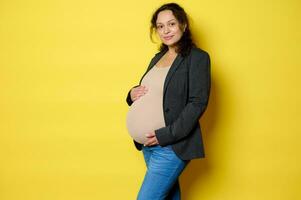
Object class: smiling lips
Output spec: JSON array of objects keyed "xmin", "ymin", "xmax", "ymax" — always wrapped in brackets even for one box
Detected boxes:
[{"xmin": 164, "ymin": 35, "xmax": 174, "ymax": 40}]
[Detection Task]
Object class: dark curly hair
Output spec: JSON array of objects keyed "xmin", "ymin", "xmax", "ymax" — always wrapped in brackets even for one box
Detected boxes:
[{"xmin": 150, "ymin": 3, "xmax": 196, "ymax": 57}]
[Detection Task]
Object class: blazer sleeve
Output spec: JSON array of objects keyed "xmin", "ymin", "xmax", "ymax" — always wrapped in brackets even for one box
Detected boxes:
[
  {"xmin": 126, "ymin": 85, "xmax": 140, "ymax": 106},
  {"xmin": 155, "ymin": 51, "xmax": 211, "ymax": 146}
]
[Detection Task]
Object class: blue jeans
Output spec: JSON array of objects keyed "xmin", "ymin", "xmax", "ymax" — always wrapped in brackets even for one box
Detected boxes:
[{"xmin": 137, "ymin": 144, "xmax": 190, "ymax": 200}]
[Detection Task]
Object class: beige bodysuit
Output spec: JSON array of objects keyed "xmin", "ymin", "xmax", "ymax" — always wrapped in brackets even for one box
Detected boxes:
[{"xmin": 126, "ymin": 65, "xmax": 171, "ymax": 144}]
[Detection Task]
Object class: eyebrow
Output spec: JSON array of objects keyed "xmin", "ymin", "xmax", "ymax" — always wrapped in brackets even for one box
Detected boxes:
[{"xmin": 156, "ymin": 19, "xmax": 176, "ymax": 25}]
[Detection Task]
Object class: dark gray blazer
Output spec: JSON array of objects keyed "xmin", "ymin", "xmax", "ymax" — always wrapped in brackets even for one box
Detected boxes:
[{"xmin": 126, "ymin": 46, "xmax": 211, "ymax": 161}]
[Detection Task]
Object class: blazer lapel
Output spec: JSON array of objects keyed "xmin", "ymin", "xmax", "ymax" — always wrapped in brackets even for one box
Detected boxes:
[
  {"xmin": 163, "ymin": 54, "xmax": 184, "ymax": 97},
  {"xmin": 147, "ymin": 50, "xmax": 167, "ymax": 71},
  {"xmin": 138, "ymin": 50, "xmax": 167, "ymax": 85},
  {"xmin": 139, "ymin": 50, "xmax": 184, "ymax": 98}
]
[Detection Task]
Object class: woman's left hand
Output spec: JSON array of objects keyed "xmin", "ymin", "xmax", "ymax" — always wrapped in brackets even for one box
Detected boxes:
[{"xmin": 144, "ymin": 131, "xmax": 159, "ymax": 146}]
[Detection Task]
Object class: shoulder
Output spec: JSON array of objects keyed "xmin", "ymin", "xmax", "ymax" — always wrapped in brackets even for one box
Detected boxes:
[
  {"xmin": 189, "ymin": 47, "xmax": 210, "ymax": 60},
  {"xmin": 188, "ymin": 47, "xmax": 211, "ymax": 70}
]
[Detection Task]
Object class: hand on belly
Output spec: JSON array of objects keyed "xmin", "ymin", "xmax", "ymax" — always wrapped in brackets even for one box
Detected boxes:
[
  {"xmin": 130, "ymin": 85, "xmax": 148, "ymax": 102},
  {"xmin": 144, "ymin": 131, "xmax": 159, "ymax": 146}
]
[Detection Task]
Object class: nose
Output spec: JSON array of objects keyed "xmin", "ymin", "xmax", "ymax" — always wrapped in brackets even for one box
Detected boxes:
[{"xmin": 163, "ymin": 26, "xmax": 170, "ymax": 34}]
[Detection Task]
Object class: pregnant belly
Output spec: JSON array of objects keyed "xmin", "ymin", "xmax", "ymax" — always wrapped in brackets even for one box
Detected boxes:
[{"xmin": 126, "ymin": 94, "xmax": 165, "ymax": 144}]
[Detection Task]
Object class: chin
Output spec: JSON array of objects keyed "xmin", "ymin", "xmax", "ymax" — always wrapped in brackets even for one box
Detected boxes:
[
  {"xmin": 163, "ymin": 39, "xmax": 181, "ymax": 47},
  {"xmin": 163, "ymin": 41, "xmax": 177, "ymax": 46}
]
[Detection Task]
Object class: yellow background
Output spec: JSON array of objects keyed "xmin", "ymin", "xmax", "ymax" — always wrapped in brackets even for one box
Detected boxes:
[{"xmin": 0, "ymin": 0, "xmax": 300, "ymax": 199}]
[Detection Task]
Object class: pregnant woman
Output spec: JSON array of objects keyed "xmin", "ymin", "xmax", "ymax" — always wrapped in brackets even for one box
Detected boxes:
[{"xmin": 126, "ymin": 3, "xmax": 211, "ymax": 200}]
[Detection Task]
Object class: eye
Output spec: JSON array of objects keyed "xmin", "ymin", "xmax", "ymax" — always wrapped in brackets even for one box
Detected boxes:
[
  {"xmin": 157, "ymin": 25, "xmax": 163, "ymax": 29},
  {"xmin": 168, "ymin": 22, "xmax": 176, "ymax": 27}
]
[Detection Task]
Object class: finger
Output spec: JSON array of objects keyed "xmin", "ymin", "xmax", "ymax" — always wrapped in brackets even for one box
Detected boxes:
[
  {"xmin": 133, "ymin": 91, "xmax": 146, "ymax": 97},
  {"xmin": 139, "ymin": 88, "xmax": 148, "ymax": 92},
  {"xmin": 145, "ymin": 133, "xmax": 155, "ymax": 138},
  {"xmin": 137, "ymin": 91, "xmax": 147, "ymax": 95},
  {"xmin": 134, "ymin": 88, "xmax": 143, "ymax": 93},
  {"xmin": 133, "ymin": 95, "xmax": 141, "ymax": 101},
  {"xmin": 132, "ymin": 88, "xmax": 142, "ymax": 94},
  {"xmin": 136, "ymin": 87, "xmax": 148, "ymax": 92},
  {"xmin": 137, "ymin": 93, "xmax": 146, "ymax": 98},
  {"xmin": 150, "ymin": 141, "xmax": 158, "ymax": 146},
  {"xmin": 147, "ymin": 138, "xmax": 156, "ymax": 146},
  {"xmin": 149, "ymin": 140, "xmax": 158, "ymax": 146},
  {"xmin": 134, "ymin": 95, "xmax": 142, "ymax": 99},
  {"xmin": 137, "ymin": 86, "xmax": 147, "ymax": 91},
  {"xmin": 133, "ymin": 93, "xmax": 143, "ymax": 99},
  {"xmin": 144, "ymin": 139, "xmax": 153, "ymax": 146}
]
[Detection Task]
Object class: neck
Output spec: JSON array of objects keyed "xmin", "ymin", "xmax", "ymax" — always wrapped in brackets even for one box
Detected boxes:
[{"xmin": 167, "ymin": 45, "xmax": 177, "ymax": 56}]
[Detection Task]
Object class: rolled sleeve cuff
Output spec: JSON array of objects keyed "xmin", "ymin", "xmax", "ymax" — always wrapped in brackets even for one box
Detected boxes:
[{"xmin": 155, "ymin": 126, "xmax": 174, "ymax": 147}]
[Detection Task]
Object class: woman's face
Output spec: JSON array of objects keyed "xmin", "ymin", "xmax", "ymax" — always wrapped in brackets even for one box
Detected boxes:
[{"xmin": 156, "ymin": 10, "xmax": 186, "ymax": 48}]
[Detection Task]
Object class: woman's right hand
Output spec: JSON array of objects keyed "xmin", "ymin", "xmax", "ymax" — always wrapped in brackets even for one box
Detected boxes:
[{"xmin": 130, "ymin": 85, "xmax": 148, "ymax": 102}]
